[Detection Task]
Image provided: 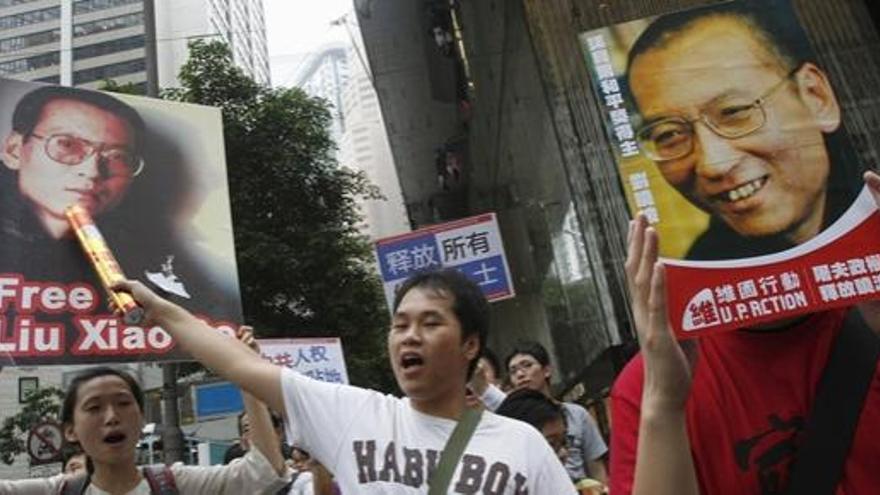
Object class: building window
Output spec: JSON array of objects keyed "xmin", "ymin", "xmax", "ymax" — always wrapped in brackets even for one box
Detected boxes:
[
  {"xmin": 73, "ymin": 0, "xmax": 142, "ymax": 16},
  {"xmin": 18, "ymin": 377, "xmax": 39, "ymax": 403},
  {"xmin": 74, "ymin": 34, "xmax": 144, "ymax": 60},
  {"xmin": 0, "ymin": 6, "xmax": 60, "ymax": 31},
  {"xmin": 34, "ymin": 74, "xmax": 59, "ymax": 83},
  {"xmin": 74, "ymin": 12, "xmax": 143, "ymax": 37},
  {"xmin": 0, "ymin": 29, "xmax": 60, "ymax": 54},
  {"xmin": 0, "ymin": 0, "xmax": 41, "ymax": 7},
  {"xmin": 0, "ymin": 51, "xmax": 59, "ymax": 75},
  {"xmin": 73, "ymin": 58, "xmax": 145, "ymax": 84}
]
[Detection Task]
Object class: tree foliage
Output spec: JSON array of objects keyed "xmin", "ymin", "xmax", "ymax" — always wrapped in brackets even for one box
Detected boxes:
[
  {"xmin": 163, "ymin": 41, "xmax": 395, "ymax": 391},
  {"xmin": 0, "ymin": 387, "xmax": 65, "ymax": 465}
]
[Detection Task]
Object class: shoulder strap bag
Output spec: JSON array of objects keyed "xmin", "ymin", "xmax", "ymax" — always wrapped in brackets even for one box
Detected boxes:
[
  {"xmin": 427, "ymin": 407, "xmax": 483, "ymax": 495},
  {"xmin": 784, "ymin": 308, "xmax": 880, "ymax": 494}
]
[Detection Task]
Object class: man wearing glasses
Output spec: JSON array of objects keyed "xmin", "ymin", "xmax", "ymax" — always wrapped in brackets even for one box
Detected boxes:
[
  {"xmin": 626, "ymin": 1, "xmax": 859, "ymax": 260},
  {"xmin": 1, "ymin": 85, "xmax": 144, "ymax": 240}
]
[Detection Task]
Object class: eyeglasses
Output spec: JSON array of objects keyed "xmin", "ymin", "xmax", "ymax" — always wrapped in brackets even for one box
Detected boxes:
[
  {"xmin": 508, "ymin": 359, "xmax": 539, "ymax": 376},
  {"xmin": 29, "ymin": 133, "xmax": 144, "ymax": 178},
  {"xmin": 635, "ymin": 68, "xmax": 799, "ymax": 162}
]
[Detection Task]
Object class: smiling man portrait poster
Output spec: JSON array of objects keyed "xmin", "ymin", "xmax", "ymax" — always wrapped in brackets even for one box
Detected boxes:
[
  {"xmin": 0, "ymin": 78, "xmax": 242, "ymax": 366},
  {"xmin": 580, "ymin": 0, "xmax": 880, "ymax": 336}
]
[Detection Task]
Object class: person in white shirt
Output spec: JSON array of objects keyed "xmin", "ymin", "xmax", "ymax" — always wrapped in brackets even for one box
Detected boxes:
[
  {"xmin": 114, "ymin": 269, "xmax": 576, "ymax": 493},
  {"xmin": 0, "ymin": 327, "xmax": 289, "ymax": 495}
]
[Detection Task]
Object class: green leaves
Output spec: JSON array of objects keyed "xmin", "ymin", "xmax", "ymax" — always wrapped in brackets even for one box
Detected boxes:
[
  {"xmin": 164, "ymin": 41, "xmax": 395, "ymax": 392},
  {"xmin": 0, "ymin": 387, "xmax": 64, "ymax": 465}
]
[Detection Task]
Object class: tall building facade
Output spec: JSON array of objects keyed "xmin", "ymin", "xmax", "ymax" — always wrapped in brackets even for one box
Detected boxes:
[
  {"xmin": 0, "ymin": 0, "xmax": 269, "ymax": 91},
  {"xmin": 156, "ymin": 0, "xmax": 269, "ymax": 87},
  {"xmin": 293, "ymin": 43, "xmax": 349, "ymax": 143},
  {"xmin": 293, "ymin": 40, "xmax": 409, "ymax": 241}
]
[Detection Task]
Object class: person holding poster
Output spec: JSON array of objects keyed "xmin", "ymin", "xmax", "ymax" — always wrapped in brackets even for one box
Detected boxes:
[
  {"xmin": 604, "ymin": 3, "xmax": 880, "ymax": 495},
  {"xmin": 114, "ymin": 269, "xmax": 577, "ymax": 493},
  {"xmin": 614, "ymin": 208, "xmax": 880, "ymax": 495}
]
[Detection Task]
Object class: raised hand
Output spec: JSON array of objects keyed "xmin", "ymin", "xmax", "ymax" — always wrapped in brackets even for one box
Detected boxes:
[
  {"xmin": 236, "ymin": 325, "xmax": 260, "ymax": 354},
  {"xmin": 624, "ymin": 215, "xmax": 697, "ymax": 412},
  {"xmin": 110, "ymin": 279, "xmax": 180, "ymax": 325}
]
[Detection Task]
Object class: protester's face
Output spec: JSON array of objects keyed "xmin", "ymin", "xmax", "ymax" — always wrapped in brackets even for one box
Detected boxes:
[
  {"xmin": 238, "ymin": 413, "xmax": 251, "ymax": 449},
  {"xmin": 508, "ymin": 353, "xmax": 550, "ymax": 392},
  {"xmin": 629, "ymin": 18, "xmax": 841, "ymax": 242},
  {"xmin": 389, "ymin": 287, "xmax": 479, "ymax": 404},
  {"xmin": 64, "ymin": 453, "xmax": 87, "ymax": 475},
  {"xmin": 3, "ymin": 98, "xmax": 137, "ymax": 223},
  {"xmin": 63, "ymin": 375, "xmax": 143, "ymax": 467},
  {"xmin": 541, "ymin": 416, "xmax": 568, "ymax": 463}
]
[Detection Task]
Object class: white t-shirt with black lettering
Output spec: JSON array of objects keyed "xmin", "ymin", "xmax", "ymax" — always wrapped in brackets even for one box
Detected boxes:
[{"xmin": 280, "ymin": 368, "xmax": 576, "ymax": 494}]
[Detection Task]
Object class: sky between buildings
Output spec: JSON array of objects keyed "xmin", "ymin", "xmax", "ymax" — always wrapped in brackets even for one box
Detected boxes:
[{"xmin": 264, "ymin": 0, "xmax": 352, "ymax": 87}]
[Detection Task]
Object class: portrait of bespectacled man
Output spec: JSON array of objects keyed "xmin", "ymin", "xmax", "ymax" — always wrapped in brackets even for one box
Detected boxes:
[
  {"xmin": 0, "ymin": 80, "xmax": 242, "ymax": 365},
  {"xmin": 623, "ymin": 0, "xmax": 863, "ymax": 260}
]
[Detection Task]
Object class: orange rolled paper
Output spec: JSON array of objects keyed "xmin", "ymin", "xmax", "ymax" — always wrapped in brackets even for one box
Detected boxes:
[{"xmin": 65, "ymin": 204, "xmax": 144, "ymax": 325}]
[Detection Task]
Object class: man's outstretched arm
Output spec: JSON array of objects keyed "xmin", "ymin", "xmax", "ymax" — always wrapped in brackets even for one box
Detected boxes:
[{"xmin": 115, "ymin": 280, "xmax": 285, "ymax": 414}]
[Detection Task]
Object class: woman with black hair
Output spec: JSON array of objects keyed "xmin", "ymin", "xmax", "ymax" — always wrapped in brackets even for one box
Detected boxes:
[{"xmin": 0, "ymin": 327, "xmax": 290, "ymax": 494}]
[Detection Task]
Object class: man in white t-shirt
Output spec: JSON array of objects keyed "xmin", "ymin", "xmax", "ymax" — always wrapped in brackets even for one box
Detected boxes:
[
  {"xmin": 119, "ymin": 269, "xmax": 576, "ymax": 494},
  {"xmin": 472, "ymin": 341, "xmax": 608, "ymax": 485}
]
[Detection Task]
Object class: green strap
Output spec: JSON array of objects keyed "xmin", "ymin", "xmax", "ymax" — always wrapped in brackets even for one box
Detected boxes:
[{"xmin": 427, "ymin": 407, "xmax": 483, "ymax": 495}]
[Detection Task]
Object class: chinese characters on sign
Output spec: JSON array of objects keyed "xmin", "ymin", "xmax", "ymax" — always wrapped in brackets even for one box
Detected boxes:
[
  {"xmin": 258, "ymin": 337, "xmax": 349, "ymax": 384},
  {"xmin": 584, "ymin": 33, "xmax": 639, "ymax": 159},
  {"xmin": 628, "ymin": 171, "xmax": 659, "ymax": 225},
  {"xmin": 677, "ymin": 203, "xmax": 880, "ymax": 335},
  {"xmin": 375, "ymin": 213, "xmax": 515, "ymax": 311},
  {"xmin": 812, "ymin": 255, "xmax": 880, "ymax": 303},
  {"xmin": 683, "ymin": 270, "xmax": 808, "ymax": 330}
]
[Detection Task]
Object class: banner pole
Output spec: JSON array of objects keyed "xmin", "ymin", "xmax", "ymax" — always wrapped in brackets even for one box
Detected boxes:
[{"xmin": 143, "ymin": 0, "xmax": 184, "ymax": 464}]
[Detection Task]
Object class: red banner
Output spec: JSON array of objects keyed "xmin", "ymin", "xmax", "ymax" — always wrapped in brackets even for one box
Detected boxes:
[{"xmin": 666, "ymin": 189, "xmax": 880, "ymax": 337}]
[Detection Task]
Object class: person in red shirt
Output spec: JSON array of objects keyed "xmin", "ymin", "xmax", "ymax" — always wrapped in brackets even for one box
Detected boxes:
[{"xmin": 611, "ymin": 171, "xmax": 880, "ymax": 495}]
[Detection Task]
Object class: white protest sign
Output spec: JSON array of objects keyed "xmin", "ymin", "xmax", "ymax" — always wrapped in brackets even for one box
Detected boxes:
[{"xmin": 258, "ymin": 337, "xmax": 349, "ymax": 384}]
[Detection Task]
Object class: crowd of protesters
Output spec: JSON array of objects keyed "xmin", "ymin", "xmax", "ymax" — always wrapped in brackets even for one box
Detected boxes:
[
  {"xmin": 3, "ymin": 2, "xmax": 880, "ymax": 493},
  {"xmin": 2, "ymin": 205, "xmax": 880, "ymax": 492},
  {"xmin": 0, "ymin": 269, "xmax": 603, "ymax": 495}
]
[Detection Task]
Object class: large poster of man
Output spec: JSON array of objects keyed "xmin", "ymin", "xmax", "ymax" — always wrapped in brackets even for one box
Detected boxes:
[
  {"xmin": 0, "ymin": 78, "xmax": 241, "ymax": 365},
  {"xmin": 580, "ymin": 0, "xmax": 880, "ymax": 336}
]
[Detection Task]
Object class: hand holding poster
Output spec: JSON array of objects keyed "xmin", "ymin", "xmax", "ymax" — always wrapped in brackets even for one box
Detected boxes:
[
  {"xmin": 580, "ymin": 0, "xmax": 879, "ymax": 337},
  {"xmin": 0, "ymin": 79, "xmax": 241, "ymax": 365}
]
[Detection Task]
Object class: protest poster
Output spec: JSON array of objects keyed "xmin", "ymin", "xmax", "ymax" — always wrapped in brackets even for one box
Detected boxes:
[
  {"xmin": 258, "ymin": 337, "xmax": 349, "ymax": 384},
  {"xmin": 374, "ymin": 213, "xmax": 514, "ymax": 312},
  {"xmin": 0, "ymin": 78, "xmax": 241, "ymax": 365},
  {"xmin": 579, "ymin": 0, "xmax": 879, "ymax": 337}
]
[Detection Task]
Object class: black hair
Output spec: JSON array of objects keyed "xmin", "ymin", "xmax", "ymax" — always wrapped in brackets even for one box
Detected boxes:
[
  {"xmin": 61, "ymin": 446, "xmax": 82, "ymax": 467},
  {"xmin": 392, "ymin": 268, "xmax": 489, "ymax": 378},
  {"xmin": 11, "ymin": 85, "xmax": 146, "ymax": 154},
  {"xmin": 626, "ymin": 0, "xmax": 814, "ymax": 79},
  {"xmin": 238, "ymin": 410, "xmax": 284, "ymax": 436},
  {"xmin": 60, "ymin": 367, "xmax": 145, "ymax": 428},
  {"xmin": 505, "ymin": 340, "xmax": 551, "ymax": 370},
  {"xmin": 495, "ymin": 388, "xmax": 565, "ymax": 432}
]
